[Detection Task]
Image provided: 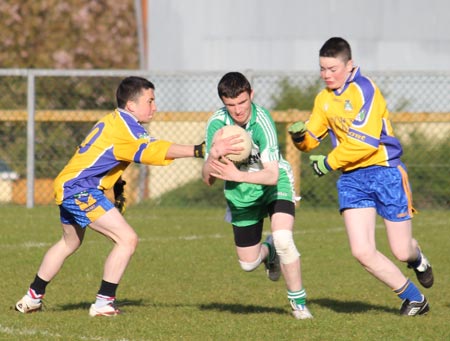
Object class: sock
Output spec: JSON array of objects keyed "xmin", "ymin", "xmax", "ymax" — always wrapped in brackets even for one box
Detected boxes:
[
  {"xmin": 394, "ymin": 279, "xmax": 423, "ymax": 302},
  {"xmin": 288, "ymin": 288, "xmax": 306, "ymax": 306},
  {"xmin": 95, "ymin": 294, "xmax": 116, "ymax": 309},
  {"xmin": 28, "ymin": 274, "xmax": 49, "ymax": 300},
  {"xmin": 95, "ymin": 280, "xmax": 118, "ymax": 308},
  {"xmin": 262, "ymin": 241, "xmax": 275, "ymax": 262},
  {"xmin": 27, "ymin": 288, "xmax": 44, "ymax": 304},
  {"xmin": 407, "ymin": 248, "xmax": 422, "ymax": 268}
]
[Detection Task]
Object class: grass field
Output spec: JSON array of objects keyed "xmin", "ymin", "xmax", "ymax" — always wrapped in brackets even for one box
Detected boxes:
[{"xmin": 1, "ymin": 205, "xmax": 448, "ymax": 340}]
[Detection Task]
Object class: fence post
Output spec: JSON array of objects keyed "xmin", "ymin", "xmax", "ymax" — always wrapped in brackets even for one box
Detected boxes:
[
  {"xmin": 26, "ymin": 71, "xmax": 35, "ymax": 208},
  {"xmin": 285, "ymin": 125, "xmax": 300, "ymax": 199}
]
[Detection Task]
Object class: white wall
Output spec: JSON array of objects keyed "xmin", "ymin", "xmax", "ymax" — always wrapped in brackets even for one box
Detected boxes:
[{"xmin": 147, "ymin": 0, "xmax": 450, "ymax": 71}]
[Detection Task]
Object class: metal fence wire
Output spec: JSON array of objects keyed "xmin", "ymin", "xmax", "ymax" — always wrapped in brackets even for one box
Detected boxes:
[{"xmin": 0, "ymin": 69, "xmax": 448, "ymax": 209}]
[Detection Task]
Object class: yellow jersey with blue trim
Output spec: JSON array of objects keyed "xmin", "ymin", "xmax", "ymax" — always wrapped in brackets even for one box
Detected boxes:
[
  {"xmin": 54, "ymin": 109, "xmax": 173, "ymax": 204},
  {"xmin": 296, "ymin": 67, "xmax": 403, "ymax": 172}
]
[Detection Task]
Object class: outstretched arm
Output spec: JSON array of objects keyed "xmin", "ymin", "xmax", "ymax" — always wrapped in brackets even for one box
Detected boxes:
[{"xmin": 165, "ymin": 142, "xmax": 205, "ymax": 159}]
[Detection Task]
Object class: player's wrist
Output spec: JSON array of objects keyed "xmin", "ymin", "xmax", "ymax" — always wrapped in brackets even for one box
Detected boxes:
[
  {"xmin": 291, "ymin": 132, "xmax": 306, "ymax": 143},
  {"xmin": 194, "ymin": 141, "xmax": 205, "ymax": 158},
  {"xmin": 288, "ymin": 121, "xmax": 307, "ymax": 143}
]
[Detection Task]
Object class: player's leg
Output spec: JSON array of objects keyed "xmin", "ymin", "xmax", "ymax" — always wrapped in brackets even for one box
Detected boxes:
[
  {"xmin": 384, "ymin": 219, "xmax": 431, "ymax": 313},
  {"xmin": 344, "ymin": 208, "xmax": 428, "ymax": 315},
  {"xmin": 15, "ymin": 209, "xmax": 86, "ymax": 313},
  {"xmin": 15, "ymin": 201, "xmax": 85, "ymax": 313},
  {"xmin": 389, "ymin": 221, "xmax": 433, "ymax": 279},
  {"xmin": 233, "ymin": 220, "xmax": 268, "ymax": 272},
  {"xmin": 88, "ymin": 207, "xmax": 138, "ymax": 316},
  {"xmin": 269, "ymin": 200, "xmax": 312, "ymax": 319},
  {"xmin": 377, "ymin": 165, "xmax": 431, "ymax": 315},
  {"xmin": 382, "ymin": 165, "xmax": 434, "ymax": 289},
  {"xmin": 270, "ymin": 211, "xmax": 299, "ymax": 287},
  {"xmin": 37, "ymin": 223, "xmax": 86, "ymax": 280},
  {"xmin": 343, "ymin": 207, "xmax": 408, "ymax": 288}
]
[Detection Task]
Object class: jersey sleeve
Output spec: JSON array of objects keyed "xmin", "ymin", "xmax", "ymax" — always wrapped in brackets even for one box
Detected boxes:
[
  {"xmin": 293, "ymin": 93, "xmax": 328, "ymax": 152},
  {"xmin": 112, "ymin": 111, "xmax": 174, "ymax": 166},
  {"xmin": 253, "ymin": 107, "xmax": 280, "ymax": 163}
]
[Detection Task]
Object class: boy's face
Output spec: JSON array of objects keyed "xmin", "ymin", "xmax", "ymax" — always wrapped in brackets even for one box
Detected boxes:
[
  {"xmin": 221, "ymin": 90, "xmax": 254, "ymax": 126},
  {"xmin": 126, "ymin": 88, "xmax": 157, "ymax": 123},
  {"xmin": 319, "ymin": 56, "xmax": 353, "ymax": 91}
]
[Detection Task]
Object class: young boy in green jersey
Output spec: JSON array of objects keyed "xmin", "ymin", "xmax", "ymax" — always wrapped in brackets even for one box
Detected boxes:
[{"xmin": 202, "ymin": 72, "xmax": 313, "ymax": 319}]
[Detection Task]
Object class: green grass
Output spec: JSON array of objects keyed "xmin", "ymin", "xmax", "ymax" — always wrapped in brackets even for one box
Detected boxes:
[{"xmin": 1, "ymin": 205, "xmax": 449, "ymax": 340}]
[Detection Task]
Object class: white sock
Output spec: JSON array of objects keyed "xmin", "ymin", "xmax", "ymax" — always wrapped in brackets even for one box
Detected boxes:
[{"xmin": 94, "ymin": 294, "xmax": 114, "ymax": 309}]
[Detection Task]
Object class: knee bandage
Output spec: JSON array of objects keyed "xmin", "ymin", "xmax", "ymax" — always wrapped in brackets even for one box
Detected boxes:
[
  {"xmin": 239, "ymin": 253, "xmax": 262, "ymax": 272},
  {"xmin": 273, "ymin": 230, "xmax": 300, "ymax": 264}
]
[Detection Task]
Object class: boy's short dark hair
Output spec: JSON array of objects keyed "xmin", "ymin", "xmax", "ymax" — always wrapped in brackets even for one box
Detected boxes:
[
  {"xmin": 319, "ymin": 37, "xmax": 352, "ymax": 63},
  {"xmin": 218, "ymin": 72, "xmax": 252, "ymax": 99},
  {"xmin": 116, "ymin": 76, "xmax": 155, "ymax": 109}
]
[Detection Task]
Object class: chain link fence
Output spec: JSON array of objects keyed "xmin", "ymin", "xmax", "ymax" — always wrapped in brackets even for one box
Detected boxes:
[{"xmin": 0, "ymin": 69, "xmax": 448, "ymax": 209}]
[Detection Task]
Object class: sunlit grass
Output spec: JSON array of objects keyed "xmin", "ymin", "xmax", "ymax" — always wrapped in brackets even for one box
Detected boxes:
[{"xmin": 1, "ymin": 205, "xmax": 448, "ymax": 340}]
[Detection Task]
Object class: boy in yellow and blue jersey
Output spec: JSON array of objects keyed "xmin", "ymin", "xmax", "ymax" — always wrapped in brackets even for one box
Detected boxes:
[
  {"xmin": 289, "ymin": 37, "xmax": 433, "ymax": 316},
  {"xmin": 15, "ymin": 76, "xmax": 218, "ymax": 317}
]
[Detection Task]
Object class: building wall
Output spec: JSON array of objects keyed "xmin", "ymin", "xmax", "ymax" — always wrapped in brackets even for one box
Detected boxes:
[{"xmin": 147, "ymin": 0, "xmax": 450, "ymax": 71}]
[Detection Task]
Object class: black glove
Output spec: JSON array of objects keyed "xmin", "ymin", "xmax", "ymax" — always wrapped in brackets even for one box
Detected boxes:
[
  {"xmin": 194, "ymin": 141, "xmax": 206, "ymax": 158},
  {"xmin": 113, "ymin": 177, "xmax": 127, "ymax": 214}
]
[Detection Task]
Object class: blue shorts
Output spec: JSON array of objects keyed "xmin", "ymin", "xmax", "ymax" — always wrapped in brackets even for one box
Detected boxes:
[
  {"xmin": 59, "ymin": 189, "xmax": 114, "ymax": 228},
  {"xmin": 337, "ymin": 165, "xmax": 415, "ymax": 222}
]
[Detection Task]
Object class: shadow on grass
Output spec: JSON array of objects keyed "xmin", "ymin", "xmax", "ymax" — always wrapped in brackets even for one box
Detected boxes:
[
  {"xmin": 58, "ymin": 298, "xmax": 144, "ymax": 311},
  {"xmin": 58, "ymin": 299, "xmax": 285, "ymax": 316},
  {"xmin": 312, "ymin": 298, "xmax": 398, "ymax": 314},
  {"xmin": 199, "ymin": 302, "xmax": 286, "ymax": 315},
  {"xmin": 58, "ymin": 297, "xmax": 397, "ymax": 315}
]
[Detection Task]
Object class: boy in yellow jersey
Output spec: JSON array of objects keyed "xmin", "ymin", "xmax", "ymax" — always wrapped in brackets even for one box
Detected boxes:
[
  {"xmin": 289, "ymin": 37, "xmax": 433, "ymax": 316},
  {"xmin": 15, "ymin": 76, "xmax": 237, "ymax": 317}
]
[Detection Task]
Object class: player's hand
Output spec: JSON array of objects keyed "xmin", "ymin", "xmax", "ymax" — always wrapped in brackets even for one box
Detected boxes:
[
  {"xmin": 194, "ymin": 141, "xmax": 206, "ymax": 158},
  {"xmin": 309, "ymin": 155, "xmax": 330, "ymax": 177},
  {"xmin": 210, "ymin": 130, "xmax": 244, "ymax": 160},
  {"xmin": 209, "ymin": 157, "xmax": 241, "ymax": 182},
  {"xmin": 113, "ymin": 178, "xmax": 127, "ymax": 214},
  {"xmin": 288, "ymin": 121, "xmax": 307, "ymax": 143}
]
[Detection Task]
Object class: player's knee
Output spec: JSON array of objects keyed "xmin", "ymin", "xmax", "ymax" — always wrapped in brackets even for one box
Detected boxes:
[
  {"xmin": 239, "ymin": 254, "xmax": 262, "ymax": 272},
  {"xmin": 350, "ymin": 247, "xmax": 374, "ymax": 266},
  {"xmin": 273, "ymin": 230, "xmax": 300, "ymax": 264},
  {"xmin": 392, "ymin": 249, "xmax": 412, "ymax": 263},
  {"xmin": 123, "ymin": 232, "xmax": 139, "ymax": 255}
]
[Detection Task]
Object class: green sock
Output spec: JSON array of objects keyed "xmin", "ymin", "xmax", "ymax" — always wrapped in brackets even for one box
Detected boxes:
[
  {"xmin": 288, "ymin": 289, "xmax": 306, "ymax": 306},
  {"xmin": 262, "ymin": 241, "xmax": 274, "ymax": 261}
]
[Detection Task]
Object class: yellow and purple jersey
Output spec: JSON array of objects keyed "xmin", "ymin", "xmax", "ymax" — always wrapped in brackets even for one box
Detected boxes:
[
  {"xmin": 54, "ymin": 109, "xmax": 173, "ymax": 204},
  {"xmin": 296, "ymin": 67, "xmax": 403, "ymax": 172}
]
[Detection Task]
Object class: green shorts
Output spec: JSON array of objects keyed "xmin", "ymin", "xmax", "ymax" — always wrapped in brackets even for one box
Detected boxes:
[{"xmin": 224, "ymin": 170, "xmax": 295, "ymax": 227}]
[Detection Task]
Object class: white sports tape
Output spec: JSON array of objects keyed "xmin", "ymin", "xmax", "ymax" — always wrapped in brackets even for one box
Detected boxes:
[
  {"xmin": 239, "ymin": 253, "xmax": 262, "ymax": 272},
  {"xmin": 273, "ymin": 229, "xmax": 300, "ymax": 264}
]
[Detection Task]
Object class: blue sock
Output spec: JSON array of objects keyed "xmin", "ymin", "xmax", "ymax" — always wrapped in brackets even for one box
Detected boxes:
[{"xmin": 394, "ymin": 279, "xmax": 423, "ymax": 302}]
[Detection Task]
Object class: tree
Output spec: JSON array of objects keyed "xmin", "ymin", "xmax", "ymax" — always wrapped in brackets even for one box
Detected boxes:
[
  {"xmin": 271, "ymin": 77, "xmax": 321, "ymax": 111},
  {"xmin": 0, "ymin": 1, "xmax": 138, "ymax": 69}
]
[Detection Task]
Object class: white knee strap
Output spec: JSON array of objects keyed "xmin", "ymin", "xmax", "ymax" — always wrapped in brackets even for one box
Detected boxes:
[
  {"xmin": 239, "ymin": 253, "xmax": 262, "ymax": 272},
  {"xmin": 273, "ymin": 230, "xmax": 300, "ymax": 264}
]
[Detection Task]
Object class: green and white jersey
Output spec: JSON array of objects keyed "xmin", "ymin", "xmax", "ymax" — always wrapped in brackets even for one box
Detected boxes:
[{"xmin": 205, "ymin": 103, "xmax": 295, "ymax": 226}]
